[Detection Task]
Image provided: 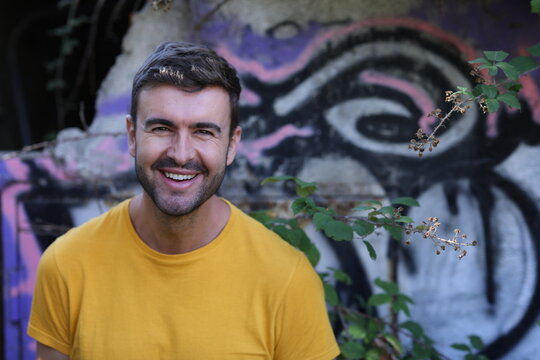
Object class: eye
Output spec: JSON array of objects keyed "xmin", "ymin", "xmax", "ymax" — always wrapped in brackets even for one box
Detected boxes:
[
  {"xmin": 195, "ymin": 129, "xmax": 214, "ymax": 136},
  {"xmin": 152, "ymin": 126, "xmax": 171, "ymax": 133}
]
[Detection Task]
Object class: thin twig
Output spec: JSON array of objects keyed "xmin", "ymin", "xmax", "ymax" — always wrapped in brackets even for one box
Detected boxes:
[{"xmin": 1, "ymin": 131, "xmax": 125, "ymax": 161}]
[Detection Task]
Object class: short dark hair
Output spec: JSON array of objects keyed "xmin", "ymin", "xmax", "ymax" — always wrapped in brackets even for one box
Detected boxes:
[{"xmin": 130, "ymin": 41, "xmax": 241, "ymax": 135}]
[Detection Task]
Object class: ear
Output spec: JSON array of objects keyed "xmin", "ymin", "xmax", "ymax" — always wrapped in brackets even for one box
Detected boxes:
[
  {"xmin": 126, "ymin": 115, "xmax": 136, "ymax": 158},
  {"xmin": 226, "ymin": 126, "xmax": 242, "ymax": 166}
]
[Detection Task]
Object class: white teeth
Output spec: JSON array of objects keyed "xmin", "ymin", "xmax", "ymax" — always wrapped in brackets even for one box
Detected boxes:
[{"xmin": 164, "ymin": 172, "xmax": 196, "ymax": 181}]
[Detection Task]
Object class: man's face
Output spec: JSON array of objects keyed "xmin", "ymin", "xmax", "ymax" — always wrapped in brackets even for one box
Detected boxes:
[{"xmin": 127, "ymin": 84, "xmax": 241, "ymax": 216}]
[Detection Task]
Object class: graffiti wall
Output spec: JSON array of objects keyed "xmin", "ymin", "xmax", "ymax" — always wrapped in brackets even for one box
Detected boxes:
[{"xmin": 1, "ymin": 0, "xmax": 539, "ymax": 358}]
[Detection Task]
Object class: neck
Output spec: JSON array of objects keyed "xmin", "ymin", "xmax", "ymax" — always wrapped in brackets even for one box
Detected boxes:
[{"xmin": 129, "ymin": 194, "xmax": 230, "ymax": 254}]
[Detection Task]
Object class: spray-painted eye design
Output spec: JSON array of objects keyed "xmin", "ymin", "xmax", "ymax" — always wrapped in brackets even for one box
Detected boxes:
[{"xmin": 320, "ymin": 40, "xmax": 478, "ymax": 157}]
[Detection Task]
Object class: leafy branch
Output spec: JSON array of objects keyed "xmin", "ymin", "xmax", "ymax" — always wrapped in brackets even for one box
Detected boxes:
[
  {"xmin": 253, "ymin": 176, "xmax": 484, "ymax": 359},
  {"xmin": 409, "ymin": 40, "xmax": 540, "ymax": 157}
]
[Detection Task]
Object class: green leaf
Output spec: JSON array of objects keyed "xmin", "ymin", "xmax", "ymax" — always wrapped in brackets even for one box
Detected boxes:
[
  {"xmin": 261, "ymin": 175, "xmax": 294, "ymax": 185},
  {"xmin": 313, "ymin": 213, "xmax": 332, "ymax": 231},
  {"xmin": 358, "ymin": 199, "xmax": 382, "ymax": 207},
  {"xmin": 273, "ymin": 226, "xmax": 302, "ymax": 247},
  {"xmin": 509, "ymin": 56, "xmax": 538, "ymax": 74},
  {"xmin": 304, "ymin": 243, "xmax": 320, "ymax": 267},
  {"xmin": 392, "ymin": 299, "xmax": 411, "ymax": 317},
  {"xmin": 485, "ymin": 98, "xmax": 500, "ymax": 113},
  {"xmin": 472, "ymin": 85, "xmax": 484, "ymax": 97},
  {"xmin": 533, "ymin": 0, "xmax": 540, "ymax": 13},
  {"xmin": 291, "ymin": 197, "xmax": 315, "ymax": 215},
  {"xmin": 323, "ymin": 282, "xmax": 339, "ymax": 306},
  {"xmin": 340, "ymin": 341, "xmax": 365, "ymax": 359},
  {"xmin": 497, "ymin": 93, "xmax": 521, "ymax": 109},
  {"xmin": 329, "ymin": 267, "xmax": 352, "ymax": 285},
  {"xmin": 396, "ymin": 293, "xmax": 414, "ymax": 304},
  {"xmin": 348, "ymin": 324, "xmax": 367, "ymax": 340},
  {"xmin": 480, "ymin": 84, "xmax": 499, "ymax": 99},
  {"xmin": 469, "ymin": 335, "xmax": 484, "ymax": 350},
  {"xmin": 353, "ymin": 220, "xmax": 375, "ymax": 237},
  {"xmin": 451, "ymin": 343, "xmax": 471, "ymax": 352},
  {"xmin": 294, "ymin": 178, "xmax": 317, "ymax": 197},
  {"xmin": 391, "ymin": 197, "xmax": 420, "ymax": 207},
  {"xmin": 504, "ymin": 81, "xmax": 524, "ymax": 93},
  {"xmin": 375, "ymin": 278, "xmax": 399, "ymax": 295},
  {"xmin": 323, "ymin": 220, "xmax": 354, "ymax": 241},
  {"xmin": 249, "ymin": 211, "xmax": 273, "ymax": 226},
  {"xmin": 384, "ymin": 225, "xmax": 403, "ymax": 241},
  {"xmin": 367, "ymin": 318, "xmax": 384, "ymax": 335},
  {"xmin": 368, "ymin": 293, "xmax": 391, "ymax": 306},
  {"xmin": 483, "ymin": 50, "xmax": 509, "ymax": 62},
  {"xmin": 468, "ymin": 57, "xmax": 488, "ymax": 64},
  {"xmin": 495, "ymin": 62, "xmax": 519, "ymax": 80},
  {"xmin": 365, "ymin": 348, "xmax": 381, "ymax": 360},
  {"xmin": 400, "ymin": 320, "xmax": 424, "ymax": 338},
  {"xmin": 394, "ymin": 216, "xmax": 414, "ymax": 223},
  {"xmin": 527, "ymin": 41, "xmax": 540, "ymax": 56},
  {"xmin": 379, "ymin": 206, "xmax": 395, "ymax": 215},
  {"xmin": 295, "ymin": 228, "xmax": 313, "ymax": 253},
  {"xmin": 384, "ymin": 333, "xmax": 404, "ymax": 354},
  {"xmin": 363, "ymin": 240, "xmax": 377, "ymax": 260}
]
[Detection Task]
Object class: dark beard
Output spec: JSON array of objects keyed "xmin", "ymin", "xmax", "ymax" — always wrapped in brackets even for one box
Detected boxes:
[{"xmin": 135, "ymin": 157, "xmax": 226, "ymax": 217}]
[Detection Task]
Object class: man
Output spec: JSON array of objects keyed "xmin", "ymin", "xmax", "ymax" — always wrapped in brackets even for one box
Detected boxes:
[{"xmin": 28, "ymin": 42, "xmax": 340, "ymax": 359}]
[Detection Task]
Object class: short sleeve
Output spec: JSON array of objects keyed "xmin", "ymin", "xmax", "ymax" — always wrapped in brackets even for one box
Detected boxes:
[
  {"xmin": 274, "ymin": 255, "xmax": 340, "ymax": 360},
  {"xmin": 27, "ymin": 243, "xmax": 71, "ymax": 355}
]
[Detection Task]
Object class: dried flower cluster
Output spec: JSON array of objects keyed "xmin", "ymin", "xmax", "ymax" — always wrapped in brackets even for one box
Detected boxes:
[
  {"xmin": 408, "ymin": 128, "xmax": 440, "ymax": 157},
  {"xmin": 409, "ymin": 90, "xmax": 472, "ymax": 157},
  {"xmin": 152, "ymin": 0, "xmax": 172, "ymax": 11},
  {"xmin": 404, "ymin": 217, "xmax": 477, "ymax": 259},
  {"xmin": 469, "ymin": 66, "xmax": 486, "ymax": 84}
]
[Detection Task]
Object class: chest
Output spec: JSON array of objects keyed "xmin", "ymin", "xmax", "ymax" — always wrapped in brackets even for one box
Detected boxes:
[{"xmin": 69, "ymin": 260, "xmax": 278, "ymax": 359}]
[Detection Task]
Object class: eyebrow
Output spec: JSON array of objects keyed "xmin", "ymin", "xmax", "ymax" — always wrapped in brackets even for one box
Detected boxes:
[
  {"xmin": 143, "ymin": 118, "xmax": 222, "ymax": 134},
  {"xmin": 190, "ymin": 122, "xmax": 222, "ymax": 135},
  {"xmin": 143, "ymin": 118, "xmax": 176, "ymax": 129}
]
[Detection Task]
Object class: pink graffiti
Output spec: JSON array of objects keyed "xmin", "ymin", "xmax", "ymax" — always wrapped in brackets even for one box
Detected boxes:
[
  {"xmin": 2, "ymin": 182, "xmax": 41, "ymax": 299},
  {"xmin": 486, "ymin": 112, "xmax": 499, "ymax": 138},
  {"xmin": 360, "ymin": 70, "xmax": 436, "ymax": 131},
  {"xmin": 4, "ymin": 158, "xmax": 30, "ymax": 181},
  {"xmin": 520, "ymin": 75, "xmax": 540, "ymax": 124},
  {"xmin": 237, "ymin": 124, "xmax": 314, "ymax": 164},
  {"xmin": 241, "ymin": 87, "xmax": 262, "ymax": 106},
  {"xmin": 218, "ymin": 17, "xmax": 478, "ymax": 82},
  {"xmin": 94, "ymin": 136, "xmax": 133, "ymax": 173},
  {"xmin": 36, "ymin": 156, "xmax": 71, "ymax": 182}
]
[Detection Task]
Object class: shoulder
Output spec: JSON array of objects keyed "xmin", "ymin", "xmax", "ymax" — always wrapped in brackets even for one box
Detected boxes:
[
  {"xmin": 225, "ymin": 200, "xmax": 311, "ymax": 277},
  {"xmin": 228, "ymin": 201, "xmax": 302, "ymax": 255},
  {"xmin": 47, "ymin": 199, "xmax": 130, "ymax": 264}
]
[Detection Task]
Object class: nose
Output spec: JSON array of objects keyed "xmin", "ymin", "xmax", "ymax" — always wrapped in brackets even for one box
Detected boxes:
[{"xmin": 166, "ymin": 132, "xmax": 195, "ymax": 166}]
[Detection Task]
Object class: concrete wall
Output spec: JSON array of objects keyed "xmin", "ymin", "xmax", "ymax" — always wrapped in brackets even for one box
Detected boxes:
[{"xmin": 2, "ymin": 0, "xmax": 540, "ymax": 358}]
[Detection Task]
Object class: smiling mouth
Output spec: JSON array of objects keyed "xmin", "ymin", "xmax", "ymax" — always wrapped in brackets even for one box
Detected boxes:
[{"xmin": 163, "ymin": 172, "xmax": 197, "ymax": 181}]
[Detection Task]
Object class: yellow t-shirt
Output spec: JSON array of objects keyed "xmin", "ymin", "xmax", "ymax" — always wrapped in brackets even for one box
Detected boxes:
[{"xmin": 28, "ymin": 199, "xmax": 339, "ymax": 360}]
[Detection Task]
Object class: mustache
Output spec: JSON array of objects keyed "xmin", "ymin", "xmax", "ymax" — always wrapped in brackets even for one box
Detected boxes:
[{"xmin": 151, "ymin": 157, "xmax": 207, "ymax": 173}]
